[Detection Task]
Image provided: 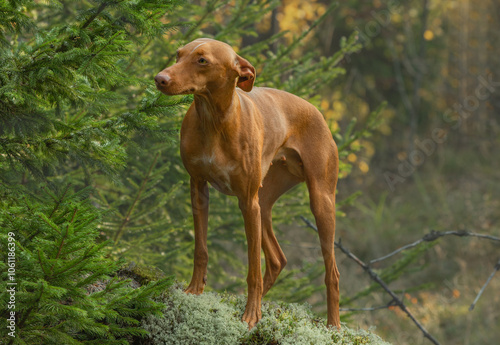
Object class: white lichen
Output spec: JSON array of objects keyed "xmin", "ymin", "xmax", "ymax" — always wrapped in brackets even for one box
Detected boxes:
[{"xmin": 142, "ymin": 285, "xmax": 392, "ymax": 345}]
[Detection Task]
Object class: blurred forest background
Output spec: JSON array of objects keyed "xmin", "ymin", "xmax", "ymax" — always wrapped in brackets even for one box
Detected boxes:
[{"xmin": 1, "ymin": 0, "xmax": 499, "ymax": 344}]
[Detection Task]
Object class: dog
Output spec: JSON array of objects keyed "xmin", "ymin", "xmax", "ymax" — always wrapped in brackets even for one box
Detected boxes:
[{"xmin": 155, "ymin": 38, "xmax": 340, "ymax": 329}]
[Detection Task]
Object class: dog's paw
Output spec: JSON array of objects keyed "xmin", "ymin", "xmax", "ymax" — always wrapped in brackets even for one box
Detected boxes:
[
  {"xmin": 184, "ymin": 281, "xmax": 205, "ymax": 295},
  {"xmin": 241, "ymin": 303, "xmax": 262, "ymax": 329}
]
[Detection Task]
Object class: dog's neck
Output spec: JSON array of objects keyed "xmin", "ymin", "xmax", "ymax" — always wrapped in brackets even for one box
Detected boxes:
[{"xmin": 193, "ymin": 84, "xmax": 240, "ymax": 135}]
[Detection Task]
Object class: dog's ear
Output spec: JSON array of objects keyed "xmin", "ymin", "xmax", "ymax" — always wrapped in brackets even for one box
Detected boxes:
[{"xmin": 235, "ymin": 55, "xmax": 256, "ymax": 92}]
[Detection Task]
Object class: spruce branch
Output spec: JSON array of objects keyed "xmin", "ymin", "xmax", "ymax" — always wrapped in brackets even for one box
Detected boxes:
[
  {"xmin": 81, "ymin": 1, "xmax": 113, "ymax": 30},
  {"xmin": 164, "ymin": 0, "xmax": 224, "ymax": 66},
  {"xmin": 38, "ymin": 213, "xmax": 62, "ymax": 234},
  {"xmin": 47, "ymin": 184, "xmax": 72, "ymax": 218},
  {"xmin": 79, "ymin": 31, "xmax": 124, "ymax": 72},
  {"xmin": 125, "ymin": 37, "xmax": 153, "ymax": 71},
  {"xmin": 38, "ymin": 249, "xmax": 51, "ymax": 277},
  {"xmin": 114, "ymin": 152, "xmax": 160, "ymax": 244},
  {"xmin": 214, "ymin": 0, "xmax": 252, "ymax": 38},
  {"xmin": 55, "ymin": 207, "xmax": 78, "ymax": 260}
]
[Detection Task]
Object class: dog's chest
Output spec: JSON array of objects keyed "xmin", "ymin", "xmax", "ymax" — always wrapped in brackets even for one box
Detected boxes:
[{"xmin": 188, "ymin": 151, "xmax": 239, "ymax": 195}]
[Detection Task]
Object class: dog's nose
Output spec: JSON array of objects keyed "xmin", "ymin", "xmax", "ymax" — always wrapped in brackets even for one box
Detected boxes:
[{"xmin": 154, "ymin": 73, "xmax": 170, "ymax": 87}]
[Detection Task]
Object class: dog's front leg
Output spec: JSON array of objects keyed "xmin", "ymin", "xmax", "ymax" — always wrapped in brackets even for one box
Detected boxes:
[
  {"xmin": 239, "ymin": 194, "xmax": 264, "ymax": 329},
  {"xmin": 185, "ymin": 178, "xmax": 209, "ymax": 295}
]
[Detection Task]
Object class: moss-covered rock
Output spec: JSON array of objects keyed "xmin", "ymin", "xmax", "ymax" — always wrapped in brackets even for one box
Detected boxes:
[
  {"xmin": 141, "ymin": 284, "xmax": 392, "ymax": 345},
  {"xmin": 118, "ymin": 261, "xmax": 167, "ymax": 286}
]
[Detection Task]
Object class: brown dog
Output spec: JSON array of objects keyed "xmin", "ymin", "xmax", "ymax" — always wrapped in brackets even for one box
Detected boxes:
[{"xmin": 155, "ymin": 38, "xmax": 340, "ymax": 329}]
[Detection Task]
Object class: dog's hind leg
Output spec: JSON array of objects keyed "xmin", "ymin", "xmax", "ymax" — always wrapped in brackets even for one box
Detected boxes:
[
  {"xmin": 259, "ymin": 163, "xmax": 302, "ymax": 296},
  {"xmin": 302, "ymin": 143, "xmax": 341, "ymax": 328}
]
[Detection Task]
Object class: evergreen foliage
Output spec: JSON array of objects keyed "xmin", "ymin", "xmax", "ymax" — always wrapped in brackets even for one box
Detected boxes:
[
  {"xmin": 0, "ymin": 184, "xmax": 173, "ymax": 344},
  {"xmin": 0, "ymin": 0, "xmax": 185, "ymax": 186}
]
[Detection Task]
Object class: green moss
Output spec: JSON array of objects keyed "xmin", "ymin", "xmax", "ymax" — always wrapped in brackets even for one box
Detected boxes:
[
  {"xmin": 119, "ymin": 262, "xmax": 167, "ymax": 285},
  {"xmin": 141, "ymin": 284, "xmax": 392, "ymax": 345}
]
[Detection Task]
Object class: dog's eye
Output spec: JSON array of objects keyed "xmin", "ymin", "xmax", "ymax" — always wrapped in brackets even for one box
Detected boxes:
[{"xmin": 198, "ymin": 57, "xmax": 208, "ymax": 65}]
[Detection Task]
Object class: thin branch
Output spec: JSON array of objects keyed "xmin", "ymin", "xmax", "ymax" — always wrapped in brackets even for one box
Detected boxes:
[
  {"xmin": 80, "ymin": 32, "xmax": 122, "ymax": 72},
  {"xmin": 370, "ymin": 230, "xmax": 500, "ymax": 265},
  {"xmin": 81, "ymin": 1, "xmax": 111, "ymax": 30},
  {"xmin": 469, "ymin": 258, "xmax": 500, "ymax": 311},
  {"xmin": 37, "ymin": 214, "xmax": 61, "ymax": 234},
  {"xmin": 55, "ymin": 208, "xmax": 78, "ymax": 260},
  {"xmin": 340, "ymin": 299, "xmax": 397, "ymax": 312},
  {"xmin": 47, "ymin": 184, "xmax": 72, "ymax": 218},
  {"xmin": 37, "ymin": 250, "xmax": 50, "ymax": 277},
  {"xmin": 339, "ymin": 306, "xmax": 388, "ymax": 312},
  {"xmin": 300, "ymin": 216, "xmax": 442, "ymax": 345},
  {"xmin": 125, "ymin": 38, "xmax": 153, "ymax": 71}
]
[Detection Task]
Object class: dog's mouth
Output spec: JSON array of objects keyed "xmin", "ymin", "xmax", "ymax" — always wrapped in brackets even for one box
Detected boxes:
[{"xmin": 157, "ymin": 85, "xmax": 195, "ymax": 96}]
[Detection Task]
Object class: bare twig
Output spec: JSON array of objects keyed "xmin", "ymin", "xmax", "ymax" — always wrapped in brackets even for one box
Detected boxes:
[
  {"xmin": 370, "ymin": 230, "xmax": 500, "ymax": 264},
  {"xmin": 469, "ymin": 258, "xmax": 500, "ymax": 311},
  {"xmin": 340, "ymin": 299, "xmax": 397, "ymax": 312},
  {"xmin": 300, "ymin": 216, "xmax": 442, "ymax": 345},
  {"xmin": 339, "ymin": 306, "xmax": 388, "ymax": 312},
  {"xmin": 336, "ymin": 239, "xmax": 442, "ymax": 345}
]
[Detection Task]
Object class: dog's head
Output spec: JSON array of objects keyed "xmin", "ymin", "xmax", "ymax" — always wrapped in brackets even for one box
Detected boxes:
[{"xmin": 155, "ymin": 38, "xmax": 256, "ymax": 95}]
